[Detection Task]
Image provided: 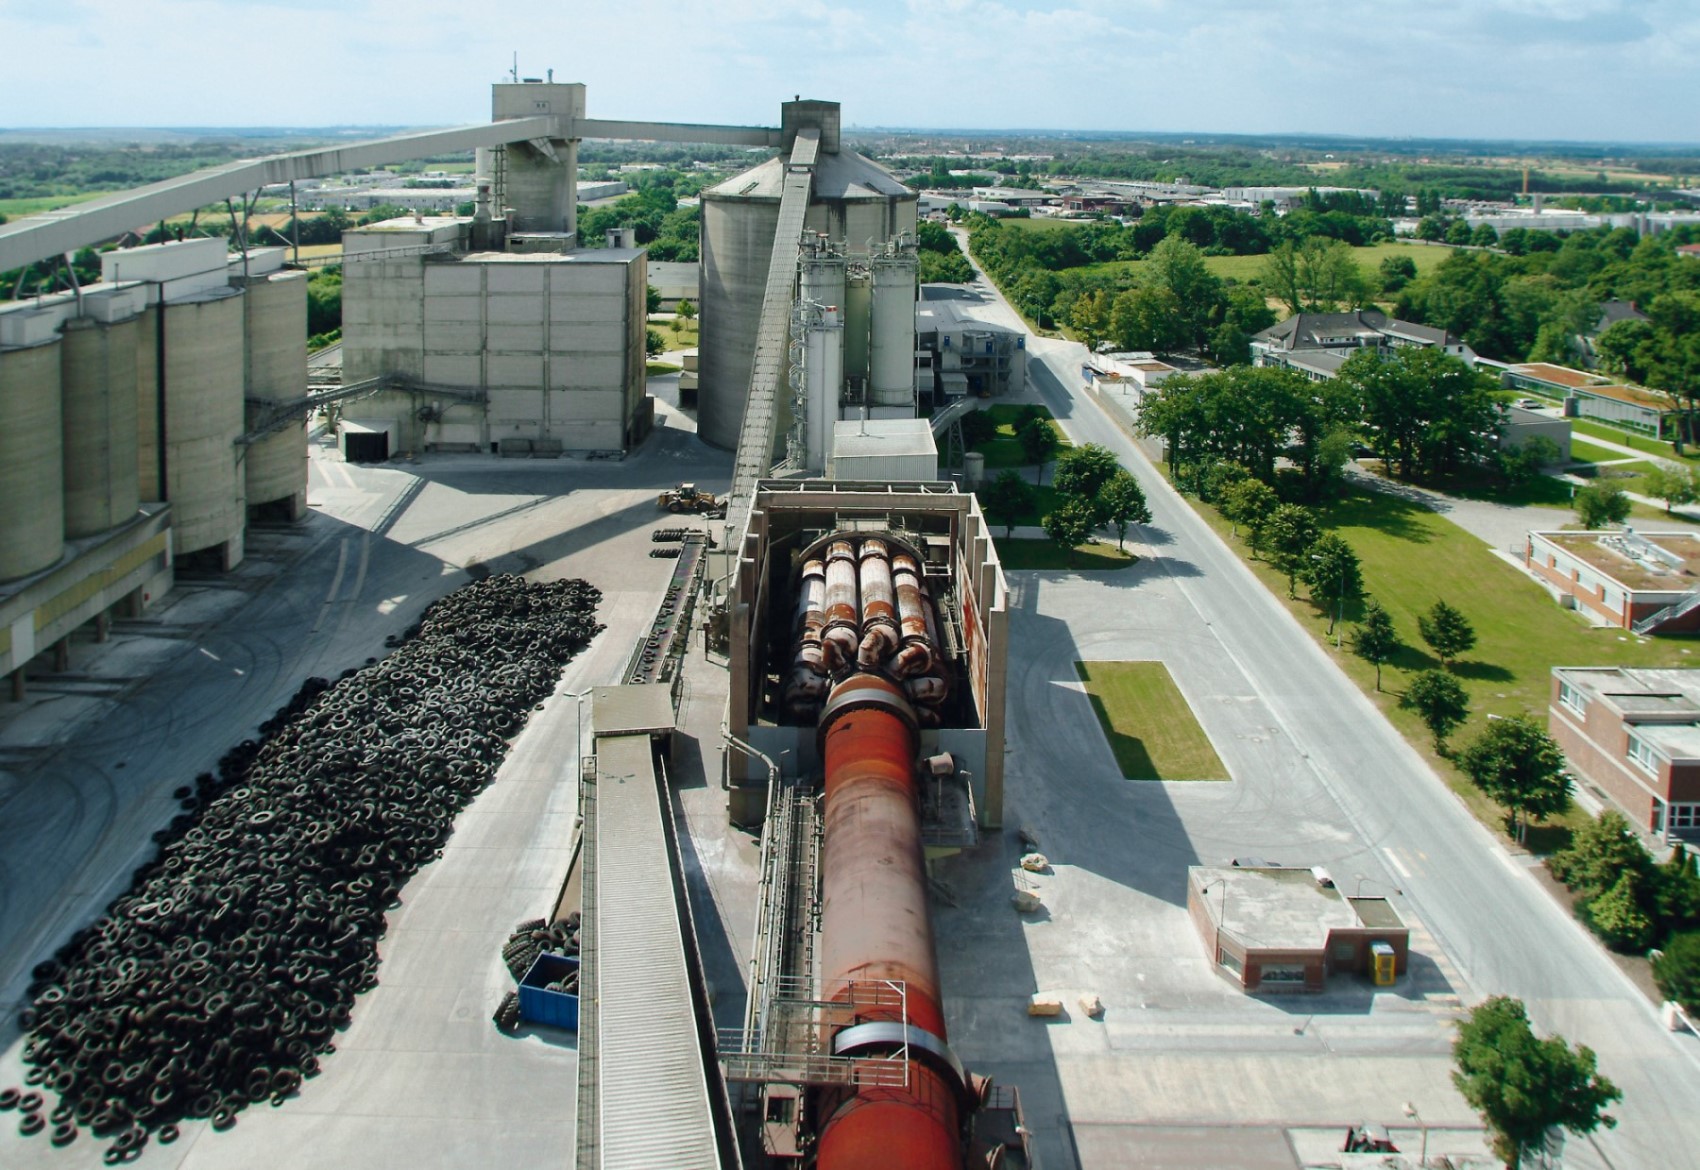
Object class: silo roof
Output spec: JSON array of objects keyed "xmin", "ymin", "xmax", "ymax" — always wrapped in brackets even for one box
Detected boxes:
[{"xmin": 705, "ymin": 150, "xmax": 914, "ymax": 203}]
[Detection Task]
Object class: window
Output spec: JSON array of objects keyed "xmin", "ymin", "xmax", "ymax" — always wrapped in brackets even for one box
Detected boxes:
[
  {"xmin": 1627, "ymin": 732, "xmax": 1660, "ymax": 774},
  {"xmin": 1558, "ymin": 680, "xmax": 1586, "ymax": 716},
  {"xmin": 1671, "ymin": 803, "xmax": 1700, "ymax": 833},
  {"xmin": 1217, "ymin": 950, "xmax": 1243, "ymax": 976}
]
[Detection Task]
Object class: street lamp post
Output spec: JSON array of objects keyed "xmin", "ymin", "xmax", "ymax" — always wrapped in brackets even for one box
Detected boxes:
[{"xmin": 1403, "ymin": 1101, "xmax": 1428, "ymax": 1167}]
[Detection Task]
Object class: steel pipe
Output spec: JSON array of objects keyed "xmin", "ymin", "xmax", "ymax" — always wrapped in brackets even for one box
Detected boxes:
[
  {"xmin": 815, "ymin": 674, "xmax": 961, "ymax": 1170},
  {"xmin": 822, "ymin": 540, "xmax": 860, "ymax": 675},
  {"xmin": 887, "ymin": 553, "xmax": 935, "ymax": 678},
  {"xmin": 856, "ymin": 539, "xmax": 900, "ymax": 669},
  {"xmin": 784, "ymin": 559, "xmax": 829, "ymax": 715}
]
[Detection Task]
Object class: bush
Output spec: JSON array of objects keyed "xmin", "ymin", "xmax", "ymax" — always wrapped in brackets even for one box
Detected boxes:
[
  {"xmin": 959, "ymin": 410, "xmax": 997, "ymax": 447},
  {"xmin": 1653, "ymin": 930, "xmax": 1700, "ymax": 1012},
  {"xmin": 1586, "ymin": 871, "xmax": 1657, "ymax": 952},
  {"xmin": 1549, "ymin": 810, "xmax": 1652, "ymax": 900}
]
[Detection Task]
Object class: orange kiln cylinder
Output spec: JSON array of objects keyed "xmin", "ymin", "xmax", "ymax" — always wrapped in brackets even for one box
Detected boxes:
[{"xmin": 814, "ymin": 675, "xmax": 963, "ymax": 1170}]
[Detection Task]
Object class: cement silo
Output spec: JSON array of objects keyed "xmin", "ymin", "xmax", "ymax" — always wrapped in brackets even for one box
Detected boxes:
[
  {"xmin": 243, "ymin": 271, "xmax": 308, "ymax": 519},
  {"xmin": 869, "ymin": 240, "xmax": 918, "ymax": 408},
  {"xmin": 698, "ymin": 148, "xmax": 917, "ymax": 450},
  {"xmin": 162, "ymin": 289, "xmax": 247, "ymax": 567},
  {"xmin": 60, "ymin": 315, "xmax": 141, "ymax": 538},
  {"xmin": 0, "ymin": 331, "xmax": 65, "ymax": 580}
]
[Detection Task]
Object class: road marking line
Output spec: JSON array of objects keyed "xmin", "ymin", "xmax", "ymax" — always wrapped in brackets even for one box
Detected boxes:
[{"xmin": 1383, "ymin": 849, "xmax": 1413, "ymax": 879}]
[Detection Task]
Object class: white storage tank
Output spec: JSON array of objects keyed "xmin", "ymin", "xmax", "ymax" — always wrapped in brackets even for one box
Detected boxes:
[
  {"xmin": 869, "ymin": 245, "xmax": 918, "ymax": 409},
  {"xmin": 0, "ymin": 334, "xmax": 66, "ymax": 580},
  {"xmin": 60, "ymin": 315, "xmax": 141, "ymax": 539},
  {"xmin": 698, "ymin": 147, "xmax": 917, "ymax": 450},
  {"xmin": 162, "ymin": 289, "xmax": 247, "ymax": 567},
  {"xmin": 244, "ymin": 271, "xmax": 309, "ymax": 519}
]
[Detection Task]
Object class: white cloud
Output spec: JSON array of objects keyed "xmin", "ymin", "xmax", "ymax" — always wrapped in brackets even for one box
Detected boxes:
[{"xmin": 0, "ymin": 0, "xmax": 1693, "ymax": 140}]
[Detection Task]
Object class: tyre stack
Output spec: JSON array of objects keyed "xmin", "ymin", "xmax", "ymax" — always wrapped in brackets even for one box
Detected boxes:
[{"xmin": 6, "ymin": 574, "xmax": 603, "ymax": 1158}]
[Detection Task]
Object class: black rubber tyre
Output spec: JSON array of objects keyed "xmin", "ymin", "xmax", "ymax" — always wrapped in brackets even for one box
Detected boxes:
[
  {"xmin": 20, "ymin": 1111, "xmax": 46, "ymax": 1136},
  {"xmin": 51, "ymin": 1121, "xmax": 78, "ymax": 1146}
]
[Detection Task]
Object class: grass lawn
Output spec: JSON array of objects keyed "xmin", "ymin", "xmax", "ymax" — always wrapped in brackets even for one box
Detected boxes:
[
  {"xmin": 972, "ymin": 403, "xmax": 1071, "ymax": 470},
  {"xmin": 646, "ymin": 361, "xmax": 682, "ymax": 376},
  {"xmin": 1186, "ymin": 482, "xmax": 1700, "ymax": 847},
  {"xmin": 652, "ymin": 317, "xmax": 699, "ymax": 351},
  {"xmin": 1075, "ymin": 240, "xmax": 1447, "ymax": 287},
  {"xmin": 1572, "ymin": 419, "xmax": 1698, "ymax": 465},
  {"xmin": 992, "ymin": 537, "xmax": 1136, "ymax": 571},
  {"xmin": 1073, "ymin": 661, "xmax": 1228, "ymax": 780},
  {"xmin": 0, "ymin": 192, "xmax": 103, "ymax": 219},
  {"xmin": 1570, "ymin": 437, "xmax": 1647, "ymax": 465}
]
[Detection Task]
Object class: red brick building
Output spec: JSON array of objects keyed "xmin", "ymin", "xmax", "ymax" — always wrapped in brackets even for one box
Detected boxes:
[
  {"xmin": 1525, "ymin": 530, "xmax": 1700, "ymax": 634},
  {"xmin": 1549, "ymin": 667, "xmax": 1700, "ymax": 842},
  {"xmin": 1186, "ymin": 867, "xmax": 1408, "ymax": 993}
]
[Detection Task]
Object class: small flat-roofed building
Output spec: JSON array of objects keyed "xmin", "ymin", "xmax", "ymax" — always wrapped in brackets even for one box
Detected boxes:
[
  {"xmin": 1525, "ymin": 529, "xmax": 1700, "ymax": 633},
  {"xmin": 1549, "ymin": 666, "xmax": 1700, "ymax": 841},
  {"xmin": 1503, "ymin": 362, "xmax": 1679, "ymax": 437},
  {"xmin": 1186, "ymin": 866, "xmax": 1409, "ymax": 993},
  {"xmin": 1084, "ymin": 351, "xmax": 1180, "ymax": 394}
]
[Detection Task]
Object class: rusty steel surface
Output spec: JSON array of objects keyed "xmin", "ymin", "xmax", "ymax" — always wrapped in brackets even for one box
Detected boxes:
[
  {"xmin": 822, "ymin": 539, "xmax": 860, "ymax": 673},
  {"xmin": 889, "ymin": 553, "xmax": 934, "ymax": 678},
  {"xmin": 855, "ymin": 540, "xmax": 900, "ymax": 669},
  {"xmin": 815, "ymin": 674, "xmax": 961, "ymax": 1169}
]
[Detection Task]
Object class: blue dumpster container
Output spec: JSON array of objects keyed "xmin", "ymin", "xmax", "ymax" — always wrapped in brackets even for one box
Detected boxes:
[{"xmin": 518, "ymin": 954, "xmax": 581, "ymax": 1030}]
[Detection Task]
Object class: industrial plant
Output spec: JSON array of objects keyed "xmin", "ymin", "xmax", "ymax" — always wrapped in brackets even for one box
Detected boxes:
[{"xmin": 0, "ymin": 77, "xmax": 1027, "ymax": 1170}]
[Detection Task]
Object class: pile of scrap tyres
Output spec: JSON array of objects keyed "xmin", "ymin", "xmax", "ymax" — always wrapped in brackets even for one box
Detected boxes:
[
  {"xmin": 499, "ymin": 913, "xmax": 581, "ymax": 982},
  {"xmin": 5, "ymin": 574, "xmax": 602, "ymax": 1160}
]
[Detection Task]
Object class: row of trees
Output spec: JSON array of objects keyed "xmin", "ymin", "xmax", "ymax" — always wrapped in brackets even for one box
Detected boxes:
[
  {"xmin": 916, "ymin": 221, "xmax": 974, "ymax": 283},
  {"xmin": 1139, "ymin": 348, "xmax": 1506, "ymax": 495},
  {"xmin": 972, "ymin": 427, "xmax": 1151, "ymax": 564}
]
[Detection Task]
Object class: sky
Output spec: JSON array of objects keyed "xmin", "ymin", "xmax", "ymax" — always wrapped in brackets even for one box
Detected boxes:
[{"xmin": 2, "ymin": 0, "xmax": 1697, "ymax": 144}]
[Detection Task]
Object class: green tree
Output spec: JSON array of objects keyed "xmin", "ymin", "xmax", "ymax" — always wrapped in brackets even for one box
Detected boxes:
[
  {"xmin": 1300, "ymin": 533, "xmax": 1363, "ymax": 634},
  {"xmin": 1312, "ymin": 426, "xmax": 1358, "ymax": 500},
  {"xmin": 646, "ymin": 283, "xmax": 662, "ymax": 314},
  {"xmin": 645, "ymin": 328, "xmax": 665, "ymax": 357},
  {"xmin": 1017, "ymin": 417, "xmax": 1062, "ymax": 485},
  {"xmin": 1455, "ymin": 717, "xmax": 1572, "ymax": 842},
  {"xmin": 1499, "ymin": 435, "xmax": 1560, "ymax": 489},
  {"xmin": 1654, "ymin": 849, "xmax": 1700, "ymax": 933},
  {"xmin": 1221, "ymin": 477, "xmax": 1280, "ymax": 550},
  {"xmin": 1203, "ymin": 459, "xmax": 1251, "ymax": 505},
  {"xmin": 1042, "ymin": 498, "xmax": 1097, "ymax": 567},
  {"xmin": 1052, "ymin": 443, "xmax": 1123, "ymax": 506},
  {"xmin": 1260, "ymin": 237, "xmax": 1371, "ymax": 315},
  {"xmin": 1099, "ymin": 471, "xmax": 1151, "ymax": 550},
  {"xmin": 1404, "ymin": 670, "xmax": 1470, "ymax": 754},
  {"xmin": 1340, "ymin": 347, "xmax": 1498, "ymax": 483},
  {"xmin": 1638, "ymin": 464, "xmax": 1696, "ymax": 515},
  {"xmin": 1144, "ymin": 235, "xmax": 1224, "ymax": 350},
  {"xmin": 1452, "ymin": 996, "xmax": 1620, "ymax": 1170},
  {"xmin": 1379, "ymin": 254, "xmax": 1417, "ymax": 295},
  {"xmin": 1265, "ymin": 503, "xmax": 1320, "ymax": 598},
  {"xmin": 1574, "ymin": 483, "xmax": 1632, "ymax": 529},
  {"xmin": 1417, "ymin": 600, "xmax": 1476, "ymax": 669},
  {"xmin": 675, "ymin": 297, "xmax": 696, "ymax": 324},
  {"xmin": 1108, "ymin": 284, "xmax": 1185, "ymax": 353},
  {"xmin": 1351, "ymin": 601, "xmax": 1402, "ymax": 691},
  {"xmin": 1549, "ymin": 810, "xmax": 1654, "ymax": 900},
  {"xmin": 1590, "ymin": 871, "xmax": 1657, "ymax": 952},
  {"xmin": 1653, "ymin": 931, "xmax": 1700, "ymax": 1012},
  {"xmin": 981, "ymin": 470, "xmax": 1036, "ymax": 539}
]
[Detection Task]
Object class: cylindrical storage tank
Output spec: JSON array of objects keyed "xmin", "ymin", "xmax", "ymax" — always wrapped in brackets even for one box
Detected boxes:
[
  {"xmin": 804, "ymin": 308, "xmax": 843, "ymax": 475},
  {"xmin": 842, "ymin": 271, "xmax": 871, "ymax": 391},
  {"xmin": 0, "ymin": 337, "xmax": 65, "ymax": 580},
  {"xmin": 244, "ymin": 271, "xmax": 308, "ymax": 518},
  {"xmin": 698, "ymin": 150, "xmax": 916, "ymax": 451},
  {"xmin": 962, "ymin": 450, "xmax": 985, "ymax": 489},
  {"xmin": 163, "ymin": 289, "xmax": 247, "ymax": 566},
  {"xmin": 869, "ymin": 252, "xmax": 917, "ymax": 408},
  {"xmin": 60, "ymin": 316, "xmax": 140, "ymax": 538}
]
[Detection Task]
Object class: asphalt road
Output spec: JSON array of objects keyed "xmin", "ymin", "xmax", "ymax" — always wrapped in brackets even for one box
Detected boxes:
[{"xmin": 1005, "ymin": 327, "xmax": 1700, "ymax": 1167}]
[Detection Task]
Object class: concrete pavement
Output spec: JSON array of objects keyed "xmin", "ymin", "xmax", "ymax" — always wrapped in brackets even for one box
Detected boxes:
[{"xmin": 934, "ymin": 248, "xmax": 1700, "ymax": 1168}]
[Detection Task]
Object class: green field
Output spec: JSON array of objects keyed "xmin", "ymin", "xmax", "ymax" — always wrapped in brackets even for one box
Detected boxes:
[
  {"xmin": 1572, "ymin": 418, "xmax": 1698, "ymax": 465},
  {"xmin": 0, "ymin": 192, "xmax": 103, "ymax": 219},
  {"xmin": 1569, "ymin": 438, "xmax": 1647, "ymax": 465},
  {"xmin": 1076, "ymin": 240, "xmax": 1449, "ymax": 285},
  {"xmin": 1189, "ymin": 484, "xmax": 1700, "ymax": 844},
  {"xmin": 1073, "ymin": 661, "xmax": 1228, "ymax": 780},
  {"xmin": 993, "ymin": 537, "xmax": 1136, "ymax": 571}
]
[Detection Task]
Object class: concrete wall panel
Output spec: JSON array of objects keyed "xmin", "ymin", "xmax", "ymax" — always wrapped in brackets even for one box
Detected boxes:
[
  {"xmin": 487, "ymin": 325, "xmax": 546, "ymax": 352},
  {"xmin": 486, "ymin": 266, "xmax": 546, "ymax": 294},
  {"xmin": 549, "ymin": 324, "xmax": 623, "ymax": 353},
  {"xmin": 487, "ymin": 296, "xmax": 544, "ymax": 325},
  {"xmin": 424, "ymin": 266, "xmax": 484, "ymax": 294},
  {"xmin": 487, "ymin": 354, "xmax": 543, "ymax": 388},
  {"xmin": 550, "ymin": 293, "xmax": 624, "ymax": 324},
  {"xmin": 422, "ymin": 354, "xmax": 481, "ymax": 385},
  {"xmin": 424, "ymin": 323, "xmax": 484, "ymax": 352},
  {"xmin": 424, "ymin": 295, "xmax": 483, "ymax": 324}
]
